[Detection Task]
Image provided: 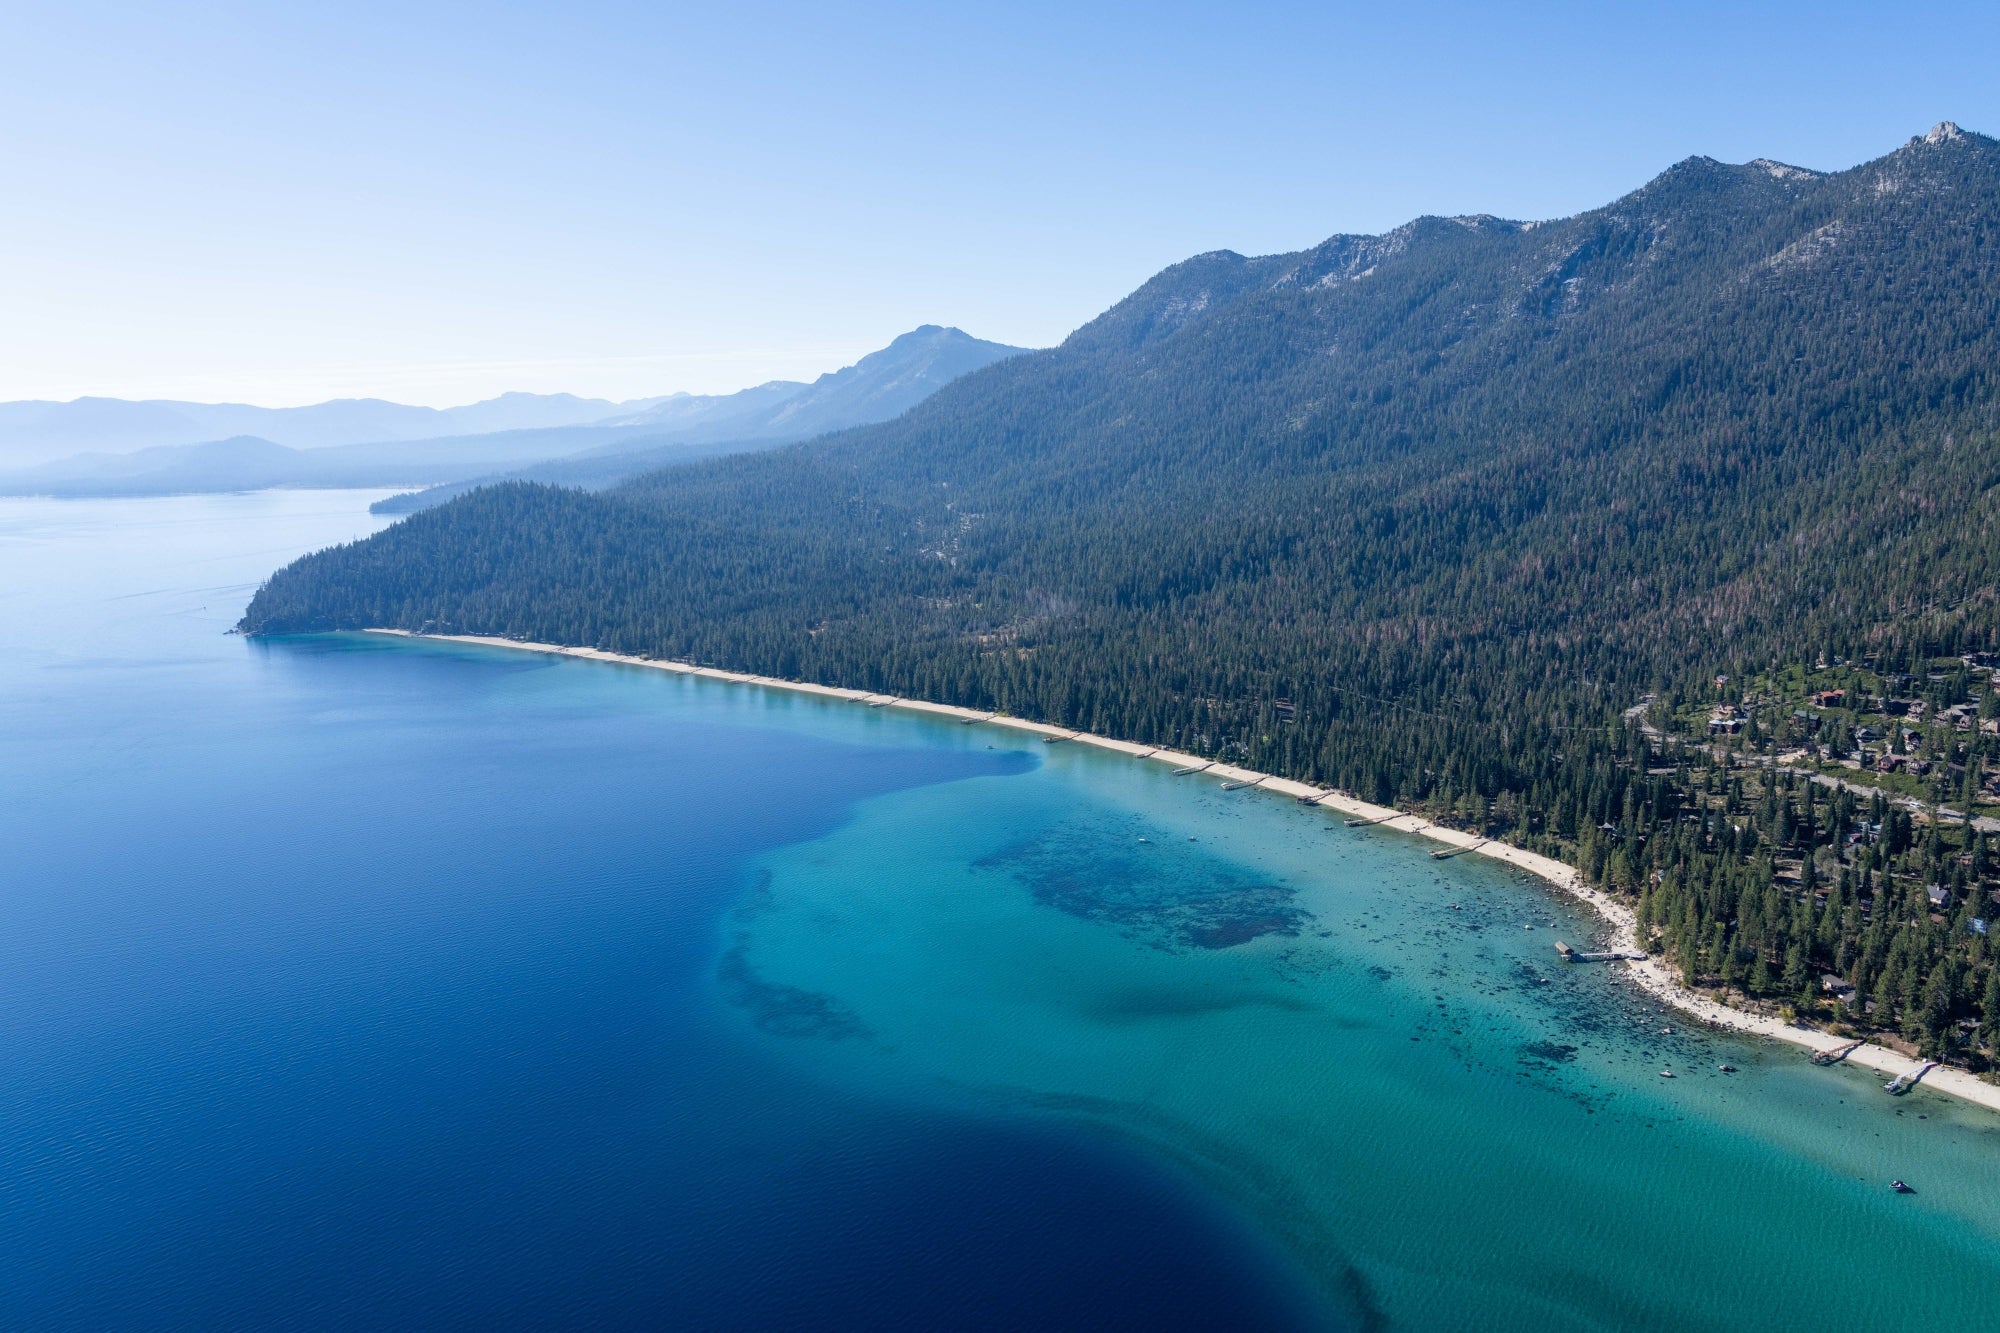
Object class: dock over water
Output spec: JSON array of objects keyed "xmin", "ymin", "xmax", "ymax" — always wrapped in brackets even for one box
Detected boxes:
[
  {"xmin": 1555, "ymin": 941, "xmax": 1648, "ymax": 963},
  {"xmin": 1885, "ymin": 1061, "xmax": 1938, "ymax": 1095},
  {"xmin": 1810, "ymin": 1041, "xmax": 1865, "ymax": 1067}
]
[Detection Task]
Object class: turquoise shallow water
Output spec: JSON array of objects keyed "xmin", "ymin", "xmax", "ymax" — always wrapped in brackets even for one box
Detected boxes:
[
  {"xmin": 6, "ymin": 492, "xmax": 2000, "ymax": 1330},
  {"xmin": 724, "ymin": 681, "xmax": 2000, "ymax": 1329}
]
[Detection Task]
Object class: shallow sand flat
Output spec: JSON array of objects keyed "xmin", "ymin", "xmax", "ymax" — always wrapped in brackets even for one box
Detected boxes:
[{"xmin": 372, "ymin": 630, "xmax": 2000, "ymax": 1118}]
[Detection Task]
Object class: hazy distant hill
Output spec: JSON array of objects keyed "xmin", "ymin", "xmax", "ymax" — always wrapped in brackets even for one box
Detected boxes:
[
  {"xmin": 0, "ymin": 327, "xmax": 1024, "ymax": 497},
  {"xmin": 593, "ymin": 326, "xmax": 1028, "ymax": 445},
  {"xmin": 0, "ymin": 391, "xmax": 662, "ymax": 467},
  {"xmin": 371, "ymin": 326, "xmax": 1025, "ymax": 513},
  {"xmin": 0, "ymin": 425, "xmax": 667, "ymax": 498}
]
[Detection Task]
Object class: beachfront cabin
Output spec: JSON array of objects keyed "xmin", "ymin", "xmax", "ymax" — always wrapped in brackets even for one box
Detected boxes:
[{"xmin": 1821, "ymin": 974, "xmax": 1856, "ymax": 999}]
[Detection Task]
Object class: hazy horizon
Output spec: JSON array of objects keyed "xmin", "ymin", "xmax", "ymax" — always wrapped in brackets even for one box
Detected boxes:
[{"xmin": 0, "ymin": 325, "xmax": 1022, "ymax": 416}]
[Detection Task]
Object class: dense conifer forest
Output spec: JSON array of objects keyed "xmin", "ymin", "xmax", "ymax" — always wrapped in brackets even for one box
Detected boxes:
[{"xmin": 245, "ymin": 126, "xmax": 2000, "ymax": 1062}]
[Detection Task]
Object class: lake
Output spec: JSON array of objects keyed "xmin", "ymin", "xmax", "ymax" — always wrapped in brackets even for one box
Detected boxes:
[{"xmin": 4, "ymin": 490, "xmax": 1999, "ymax": 1330}]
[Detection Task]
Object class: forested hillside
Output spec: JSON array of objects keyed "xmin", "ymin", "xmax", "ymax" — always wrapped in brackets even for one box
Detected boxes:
[{"xmin": 243, "ymin": 125, "xmax": 2000, "ymax": 1059}]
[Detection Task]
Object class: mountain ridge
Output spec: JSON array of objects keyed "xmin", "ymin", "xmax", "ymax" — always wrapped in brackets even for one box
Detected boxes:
[{"xmin": 236, "ymin": 121, "xmax": 2000, "ymax": 1060}]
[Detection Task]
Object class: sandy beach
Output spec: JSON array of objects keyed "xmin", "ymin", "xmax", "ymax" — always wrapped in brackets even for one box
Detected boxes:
[{"xmin": 370, "ymin": 629, "xmax": 2000, "ymax": 1117}]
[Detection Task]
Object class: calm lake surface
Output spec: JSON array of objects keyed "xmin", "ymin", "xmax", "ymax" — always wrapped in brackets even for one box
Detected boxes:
[{"xmin": 4, "ymin": 491, "xmax": 2000, "ymax": 1330}]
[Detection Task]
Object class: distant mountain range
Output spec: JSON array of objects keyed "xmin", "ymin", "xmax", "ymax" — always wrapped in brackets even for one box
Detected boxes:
[
  {"xmin": 369, "ymin": 326, "xmax": 1028, "ymax": 513},
  {"xmin": 598, "ymin": 324, "xmax": 1038, "ymax": 443},
  {"xmin": 0, "ymin": 391, "xmax": 659, "ymax": 467},
  {"xmin": 0, "ymin": 327, "xmax": 1025, "ymax": 498}
]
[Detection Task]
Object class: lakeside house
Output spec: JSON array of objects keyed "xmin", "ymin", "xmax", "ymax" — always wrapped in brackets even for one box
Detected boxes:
[{"xmin": 1821, "ymin": 974, "xmax": 1857, "ymax": 1000}]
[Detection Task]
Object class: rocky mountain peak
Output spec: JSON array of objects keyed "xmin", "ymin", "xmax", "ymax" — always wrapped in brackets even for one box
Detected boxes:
[{"xmin": 1748, "ymin": 158, "xmax": 1819, "ymax": 181}]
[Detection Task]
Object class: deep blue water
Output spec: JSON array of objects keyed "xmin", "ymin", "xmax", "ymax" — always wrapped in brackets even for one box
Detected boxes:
[{"xmin": 0, "ymin": 494, "xmax": 1327, "ymax": 1330}]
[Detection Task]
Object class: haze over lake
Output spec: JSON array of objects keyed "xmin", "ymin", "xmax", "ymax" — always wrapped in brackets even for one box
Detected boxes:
[{"xmin": 5, "ymin": 491, "xmax": 2000, "ymax": 1330}]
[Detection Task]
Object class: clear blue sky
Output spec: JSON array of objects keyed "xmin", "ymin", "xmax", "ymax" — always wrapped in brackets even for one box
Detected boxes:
[{"xmin": 4, "ymin": 0, "xmax": 1996, "ymax": 406}]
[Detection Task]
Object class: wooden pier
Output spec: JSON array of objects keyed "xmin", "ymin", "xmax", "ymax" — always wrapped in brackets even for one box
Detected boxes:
[
  {"xmin": 1343, "ymin": 813, "xmax": 1398, "ymax": 827},
  {"xmin": 1171, "ymin": 762, "xmax": 1214, "ymax": 776},
  {"xmin": 1431, "ymin": 840, "xmax": 1487, "ymax": 860},
  {"xmin": 1220, "ymin": 777, "xmax": 1264, "ymax": 791},
  {"xmin": 1809, "ymin": 1040, "xmax": 1865, "ymax": 1067},
  {"xmin": 1554, "ymin": 941, "xmax": 1648, "ymax": 963}
]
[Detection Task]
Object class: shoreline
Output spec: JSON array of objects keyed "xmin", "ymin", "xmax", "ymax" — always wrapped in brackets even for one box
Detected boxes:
[{"xmin": 366, "ymin": 628, "xmax": 2000, "ymax": 1118}]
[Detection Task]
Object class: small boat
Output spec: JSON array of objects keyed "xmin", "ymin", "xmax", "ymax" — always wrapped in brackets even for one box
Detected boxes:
[
  {"xmin": 1659, "ymin": 1070, "xmax": 1675, "ymax": 1078},
  {"xmin": 1891, "ymin": 1180, "xmax": 1913, "ymax": 1194},
  {"xmin": 1718, "ymin": 1065, "xmax": 1738, "ymax": 1073}
]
